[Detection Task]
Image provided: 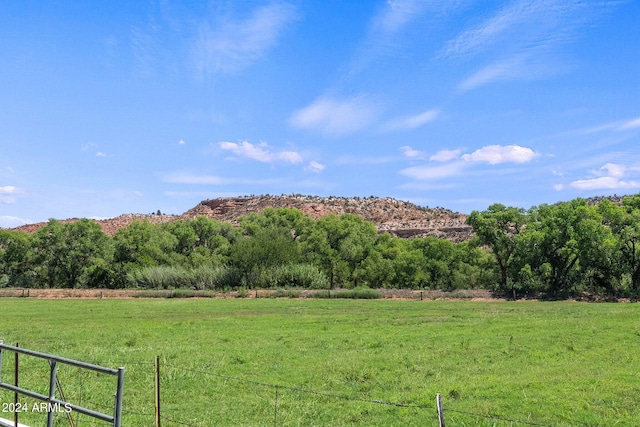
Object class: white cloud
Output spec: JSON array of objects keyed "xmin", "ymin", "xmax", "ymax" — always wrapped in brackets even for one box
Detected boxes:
[
  {"xmin": 462, "ymin": 145, "xmax": 539, "ymax": 165},
  {"xmin": 600, "ymin": 163, "xmax": 626, "ymax": 178},
  {"xmin": 399, "ymin": 144, "xmax": 538, "ymax": 183},
  {"xmin": 400, "ymin": 146, "xmax": 426, "ymax": 159},
  {"xmin": 400, "ymin": 161, "xmax": 466, "ymax": 181},
  {"xmin": 192, "ymin": 2, "xmax": 297, "ymax": 76},
  {"xmin": 96, "ymin": 152, "xmax": 106, "ymax": 157},
  {"xmin": 384, "ymin": 109, "xmax": 439, "ymax": 131},
  {"xmin": 430, "ymin": 149, "xmax": 461, "ymax": 162},
  {"xmin": 305, "ymin": 161, "xmax": 326, "ymax": 173},
  {"xmin": 178, "ymin": 139, "xmax": 186, "ymax": 145},
  {"xmin": 219, "ymin": 141, "xmax": 303, "ymax": 164},
  {"xmin": 569, "ymin": 163, "xmax": 640, "ymax": 190},
  {"xmin": 0, "ymin": 186, "xmax": 24, "ymax": 204},
  {"xmin": 571, "ymin": 176, "xmax": 640, "ymax": 191},
  {"xmin": 289, "ymin": 96, "xmax": 380, "ymax": 137}
]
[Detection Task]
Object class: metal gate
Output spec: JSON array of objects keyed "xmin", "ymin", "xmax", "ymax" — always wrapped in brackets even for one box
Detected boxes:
[{"xmin": 0, "ymin": 341, "xmax": 124, "ymax": 427}]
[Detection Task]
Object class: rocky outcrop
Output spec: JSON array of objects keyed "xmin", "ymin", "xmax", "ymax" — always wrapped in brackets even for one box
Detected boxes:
[
  {"xmin": 10, "ymin": 195, "xmax": 473, "ymax": 241},
  {"xmin": 180, "ymin": 195, "xmax": 472, "ymax": 242}
]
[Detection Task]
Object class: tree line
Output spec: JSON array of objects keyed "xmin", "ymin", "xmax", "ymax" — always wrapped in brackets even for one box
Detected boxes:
[{"xmin": 1, "ymin": 195, "xmax": 639, "ymax": 298}]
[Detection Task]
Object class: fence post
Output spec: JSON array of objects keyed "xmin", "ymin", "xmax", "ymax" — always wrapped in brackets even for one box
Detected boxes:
[
  {"xmin": 114, "ymin": 367, "xmax": 125, "ymax": 427},
  {"xmin": 14, "ymin": 343, "xmax": 19, "ymax": 427},
  {"xmin": 436, "ymin": 393, "xmax": 445, "ymax": 427},
  {"xmin": 155, "ymin": 356, "xmax": 161, "ymax": 427},
  {"xmin": 47, "ymin": 360, "xmax": 58, "ymax": 427}
]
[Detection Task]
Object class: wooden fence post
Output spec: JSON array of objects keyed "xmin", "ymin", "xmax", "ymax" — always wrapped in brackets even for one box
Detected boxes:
[{"xmin": 436, "ymin": 393, "xmax": 445, "ymax": 427}]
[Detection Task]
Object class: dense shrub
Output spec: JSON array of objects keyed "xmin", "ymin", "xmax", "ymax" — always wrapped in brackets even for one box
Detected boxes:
[{"xmin": 256, "ymin": 263, "xmax": 329, "ymax": 289}]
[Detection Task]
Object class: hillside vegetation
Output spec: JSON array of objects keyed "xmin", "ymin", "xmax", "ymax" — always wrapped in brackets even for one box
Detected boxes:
[
  {"xmin": 1, "ymin": 194, "xmax": 640, "ymax": 298},
  {"xmin": 12, "ymin": 195, "xmax": 472, "ymax": 241}
]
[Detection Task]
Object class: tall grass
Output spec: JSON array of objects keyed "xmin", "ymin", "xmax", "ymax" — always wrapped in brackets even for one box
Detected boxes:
[{"xmin": 127, "ymin": 263, "xmax": 328, "ymax": 290}]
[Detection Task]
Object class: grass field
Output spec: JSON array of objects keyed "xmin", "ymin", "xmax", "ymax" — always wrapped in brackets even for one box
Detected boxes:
[{"xmin": 0, "ymin": 298, "xmax": 639, "ymax": 426}]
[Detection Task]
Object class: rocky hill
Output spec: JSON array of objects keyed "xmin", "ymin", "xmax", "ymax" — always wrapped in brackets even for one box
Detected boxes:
[
  {"xmin": 10, "ymin": 195, "xmax": 473, "ymax": 241},
  {"xmin": 181, "ymin": 195, "xmax": 472, "ymax": 241}
]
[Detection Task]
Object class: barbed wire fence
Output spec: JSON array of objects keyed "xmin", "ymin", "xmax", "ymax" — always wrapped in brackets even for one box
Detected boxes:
[
  {"xmin": 1, "ymin": 352, "xmax": 561, "ymax": 426},
  {"xmin": 106, "ymin": 358, "xmax": 559, "ymax": 427}
]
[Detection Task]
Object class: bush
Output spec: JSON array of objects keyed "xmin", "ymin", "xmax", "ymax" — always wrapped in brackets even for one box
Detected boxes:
[
  {"xmin": 257, "ymin": 264, "xmax": 329, "ymax": 289},
  {"xmin": 127, "ymin": 265, "xmax": 243, "ymax": 290},
  {"xmin": 191, "ymin": 265, "xmax": 242, "ymax": 290},
  {"xmin": 127, "ymin": 266, "xmax": 190, "ymax": 289}
]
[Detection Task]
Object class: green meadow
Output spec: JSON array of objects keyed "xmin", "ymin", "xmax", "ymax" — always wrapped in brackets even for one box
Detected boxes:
[{"xmin": 0, "ymin": 298, "xmax": 639, "ymax": 426}]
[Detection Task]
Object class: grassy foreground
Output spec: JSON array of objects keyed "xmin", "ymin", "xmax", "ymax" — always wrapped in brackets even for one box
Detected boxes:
[{"xmin": 0, "ymin": 298, "xmax": 639, "ymax": 426}]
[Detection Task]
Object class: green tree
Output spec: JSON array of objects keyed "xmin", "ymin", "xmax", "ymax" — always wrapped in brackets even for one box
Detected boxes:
[
  {"xmin": 300, "ymin": 214, "xmax": 378, "ymax": 288},
  {"xmin": 238, "ymin": 208, "xmax": 312, "ymax": 239},
  {"xmin": 113, "ymin": 220, "xmax": 178, "ymax": 284},
  {"xmin": 599, "ymin": 196, "xmax": 640, "ymax": 297},
  {"xmin": 230, "ymin": 227, "xmax": 300, "ymax": 287},
  {"xmin": 467, "ymin": 204, "xmax": 526, "ymax": 292},
  {"xmin": 0, "ymin": 229, "xmax": 34, "ymax": 287},
  {"xmin": 521, "ymin": 199, "xmax": 612, "ymax": 295},
  {"xmin": 32, "ymin": 219, "xmax": 112, "ymax": 288}
]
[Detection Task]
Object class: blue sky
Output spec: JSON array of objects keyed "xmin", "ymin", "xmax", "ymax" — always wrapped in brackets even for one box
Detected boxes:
[{"xmin": 1, "ymin": 0, "xmax": 639, "ymax": 228}]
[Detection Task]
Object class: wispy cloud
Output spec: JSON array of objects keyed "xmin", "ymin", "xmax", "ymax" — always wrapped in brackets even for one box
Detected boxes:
[
  {"xmin": 0, "ymin": 215, "xmax": 33, "ymax": 228},
  {"xmin": 304, "ymin": 161, "xmax": 326, "ymax": 173},
  {"xmin": 400, "ymin": 161, "xmax": 466, "ymax": 181},
  {"xmin": 384, "ymin": 109, "xmax": 439, "ymax": 131},
  {"xmin": 335, "ymin": 155, "xmax": 394, "ymax": 165},
  {"xmin": 582, "ymin": 116, "xmax": 640, "ymax": 134},
  {"xmin": 569, "ymin": 163, "xmax": 640, "ymax": 190},
  {"xmin": 164, "ymin": 173, "xmax": 282, "ymax": 186},
  {"xmin": 619, "ymin": 117, "xmax": 640, "ymax": 131},
  {"xmin": 457, "ymin": 51, "xmax": 569, "ymax": 92},
  {"xmin": 219, "ymin": 141, "xmax": 303, "ymax": 164},
  {"xmin": 372, "ymin": 0, "xmax": 431, "ymax": 34},
  {"xmin": 164, "ymin": 174, "xmax": 226, "ymax": 185},
  {"xmin": 0, "ymin": 186, "xmax": 24, "ymax": 204},
  {"xmin": 350, "ymin": 0, "xmax": 468, "ymax": 75},
  {"xmin": 445, "ymin": 0, "xmax": 618, "ymax": 90},
  {"xmin": 131, "ymin": 19, "xmax": 164, "ymax": 76},
  {"xmin": 192, "ymin": 2, "xmax": 297, "ymax": 77},
  {"xmin": 430, "ymin": 149, "xmax": 461, "ymax": 162},
  {"xmin": 289, "ymin": 96, "xmax": 380, "ymax": 137},
  {"xmin": 400, "ymin": 146, "xmax": 426, "ymax": 160},
  {"xmin": 81, "ymin": 142, "xmax": 109, "ymax": 157}
]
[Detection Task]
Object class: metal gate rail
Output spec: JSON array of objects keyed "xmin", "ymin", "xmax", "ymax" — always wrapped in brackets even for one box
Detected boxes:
[{"xmin": 0, "ymin": 341, "xmax": 124, "ymax": 427}]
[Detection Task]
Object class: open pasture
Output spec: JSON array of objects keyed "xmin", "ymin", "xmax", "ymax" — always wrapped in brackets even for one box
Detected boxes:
[{"xmin": 0, "ymin": 298, "xmax": 639, "ymax": 426}]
